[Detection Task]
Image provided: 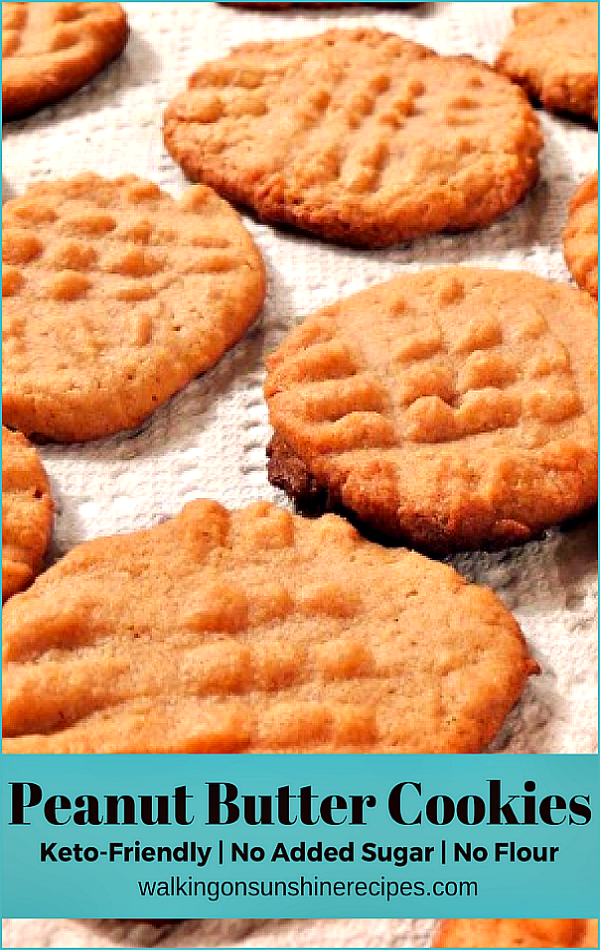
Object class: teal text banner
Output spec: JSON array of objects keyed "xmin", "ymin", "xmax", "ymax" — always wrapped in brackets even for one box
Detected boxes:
[{"xmin": 2, "ymin": 754, "xmax": 597, "ymax": 919}]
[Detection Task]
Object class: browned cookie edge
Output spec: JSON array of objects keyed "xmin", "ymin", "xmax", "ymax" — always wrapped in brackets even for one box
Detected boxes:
[
  {"xmin": 564, "ymin": 172, "xmax": 598, "ymax": 299},
  {"xmin": 266, "ymin": 432, "xmax": 573, "ymax": 554}
]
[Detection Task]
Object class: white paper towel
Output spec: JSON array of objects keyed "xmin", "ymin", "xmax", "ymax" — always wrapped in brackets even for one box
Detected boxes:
[{"xmin": 2, "ymin": 2, "xmax": 597, "ymax": 947}]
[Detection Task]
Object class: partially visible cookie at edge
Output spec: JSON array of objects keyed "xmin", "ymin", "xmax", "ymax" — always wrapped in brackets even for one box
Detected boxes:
[
  {"xmin": 495, "ymin": 3, "xmax": 598, "ymax": 124},
  {"xmin": 164, "ymin": 28, "xmax": 542, "ymax": 247},
  {"xmin": 2, "ymin": 173, "xmax": 266, "ymax": 442},
  {"xmin": 2, "ymin": 2, "xmax": 128, "ymax": 121},
  {"xmin": 2, "ymin": 499, "xmax": 537, "ymax": 753},
  {"xmin": 2, "ymin": 427, "xmax": 53, "ymax": 603},
  {"xmin": 564, "ymin": 172, "xmax": 598, "ymax": 299},
  {"xmin": 433, "ymin": 919, "xmax": 598, "ymax": 948},
  {"xmin": 265, "ymin": 268, "xmax": 598, "ymax": 553}
]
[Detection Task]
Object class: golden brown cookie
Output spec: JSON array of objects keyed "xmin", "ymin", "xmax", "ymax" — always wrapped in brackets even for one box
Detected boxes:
[
  {"xmin": 564, "ymin": 172, "xmax": 598, "ymax": 299},
  {"xmin": 2, "ymin": 173, "xmax": 266, "ymax": 442},
  {"xmin": 495, "ymin": 3, "xmax": 598, "ymax": 124},
  {"xmin": 2, "ymin": 499, "xmax": 537, "ymax": 754},
  {"xmin": 2, "ymin": 427, "xmax": 53, "ymax": 603},
  {"xmin": 2, "ymin": 2, "xmax": 128, "ymax": 121},
  {"xmin": 164, "ymin": 28, "xmax": 542, "ymax": 248},
  {"xmin": 433, "ymin": 919, "xmax": 598, "ymax": 948},
  {"xmin": 265, "ymin": 268, "xmax": 598, "ymax": 553}
]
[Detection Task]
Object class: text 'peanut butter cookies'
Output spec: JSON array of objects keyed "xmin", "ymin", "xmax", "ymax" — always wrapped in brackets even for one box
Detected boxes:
[
  {"xmin": 266, "ymin": 268, "xmax": 598, "ymax": 553},
  {"xmin": 164, "ymin": 28, "xmax": 542, "ymax": 248},
  {"xmin": 496, "ymin": 3, "xmax": 598, "ymax": 124},
  {"xmin": 2, "ymin": 427, "xmax": 53, "ymax": 603},
  {"xmin": 434, "ymin": 919, "xmax": 598, "ymax": 948},
  {"xmin": 564, "ymin": 172, "xmax": 598, "ymax": 299},
  {"xmin": 2, "ymin": 2, "xmax": 128, "ymax": 121},
  {"xmin": 2, "ymin": 500, "xmax": 536, "ymax": 754},
  {"xmin": 2, "ymin": 173, "xmax": 266, "ymax": 442}
]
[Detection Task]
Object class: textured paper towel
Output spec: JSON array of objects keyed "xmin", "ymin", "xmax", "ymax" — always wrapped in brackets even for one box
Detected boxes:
[{"xmin": 2, "ymin": 1, "xmax": 597, "ymax": 947}]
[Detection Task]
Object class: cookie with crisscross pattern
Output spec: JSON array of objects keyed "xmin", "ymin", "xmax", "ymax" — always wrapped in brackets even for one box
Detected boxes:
[
  {"xmin": 2, "ymin": 2, "xmax": 128, "ymax": 120},
  {"xmin": 164, "ymin": 28, "xmax": 541, "ymax": 247},
  {"xmin": 2, "ymin": 499, "xmax": 536, "ymax": 754},
  {"xmin": 266, "ymin": 268, "xmax": 598, "ymax": 552},
  {"xmin": 496, "ymin": 3, "xmax": 598, "ymax": 123},
  {"xmin": 2, "ymin": 173, "xmax": 266, "ymax": 441}
]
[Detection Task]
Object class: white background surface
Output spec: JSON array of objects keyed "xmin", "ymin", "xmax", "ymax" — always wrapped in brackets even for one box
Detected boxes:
[{"xmin": 2, "ymin": 1, "xmax": 597, "ymax": 947}]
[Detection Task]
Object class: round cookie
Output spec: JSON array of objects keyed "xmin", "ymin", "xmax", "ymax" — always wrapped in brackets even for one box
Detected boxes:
[
  {"xmin": 2, "ymin": 2, "xmax": 128, "ymax": 121},
  {"xmin": 265, "ymin": 268, "xmax": 598, "ymax": 553},
  {"xmin": 164, "ymin": 28, "xmax": 542, "ymax": 248},
  {"xmin": 2, "ymin": 427, "xmax": 53, "ymax": 603},
  {"xmin": 2, "ymin": 173, "xmax": 266, "ymax": 442},
  {"xmin": 2, "ymin": 500, "xmax": 537, "ymax": 754},
  {"xmin": 434, "ymin": 919, "xmax": 598, "ymax": 948},
  {"xmin": 495, "ymin": 3, "xmax": 598, "ymax": 124},
  {"xmin": 564, "ymin": 172, "xmax": 598, "ymax": 299}
]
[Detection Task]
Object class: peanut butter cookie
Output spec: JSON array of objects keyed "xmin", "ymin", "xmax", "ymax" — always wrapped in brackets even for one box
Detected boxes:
[
  {"xmin": 2, "ymin": 500, "xmax": 536, "ymax": 754},
  {"xmin": 2, "ymin": 427, "xmax": 53, "ymax": 603},
  {"xmin": 496, "ymin": 3, "xmax": 598, "ymax": 124},
  {"xmin": 564, "ymin": 172, "xmax": 598, "ymax": 299},
  {"xmin": 164, "ymin": 28, "xmax": 542, "ymax": 247},
  {"xmin": 2, "ymin": 2, "xmax": 128, "ymax": 121},
  {"xmin": 434, "ymin": 919, "xmax": 598, "ymax": 948},
  {"xmin": 2, "ymin": 173, "xmax": 266, "ymax": 441},
  {"xmin": 221, "ymin": 4, "xmax": 416, "ymax": 9},
  {"xmin": 266, "ymin": 268, "xmax": 598, "ymax": 552}
]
